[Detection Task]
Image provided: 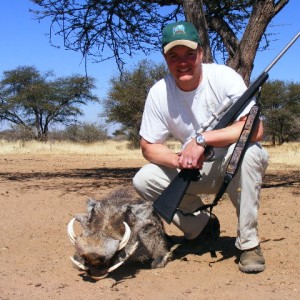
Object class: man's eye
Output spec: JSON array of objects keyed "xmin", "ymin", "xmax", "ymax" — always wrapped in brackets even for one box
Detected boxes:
[{"xmin": 187, "ymin": 52, "xmax": 196, "ymax": 57}]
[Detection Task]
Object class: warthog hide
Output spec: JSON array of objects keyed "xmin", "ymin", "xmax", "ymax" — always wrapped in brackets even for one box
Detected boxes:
[{"xmin": 68, "ymin": 188, "xmax": 175, "ymax": 279}]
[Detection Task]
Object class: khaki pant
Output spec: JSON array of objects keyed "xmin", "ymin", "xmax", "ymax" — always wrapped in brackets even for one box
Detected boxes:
[{"xmin": 133, "ymin": 143, "xmax": 269, "ymax": 250}]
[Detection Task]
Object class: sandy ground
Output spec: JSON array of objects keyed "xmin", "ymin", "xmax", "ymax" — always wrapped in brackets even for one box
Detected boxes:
[{"xmin": 0, "ymin": 153, "xmax": 299, "ymax": 300}]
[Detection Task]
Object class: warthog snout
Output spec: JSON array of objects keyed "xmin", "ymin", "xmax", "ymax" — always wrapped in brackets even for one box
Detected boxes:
[{"xmin": 68, "ymin": 188, "xmax": 175, "ymax": 279}]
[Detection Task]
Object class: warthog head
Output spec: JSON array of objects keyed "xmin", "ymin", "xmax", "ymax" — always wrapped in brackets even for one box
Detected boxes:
[{"xmin": 68, "ymin": 188, "xmax": 174, "ymax": 279}]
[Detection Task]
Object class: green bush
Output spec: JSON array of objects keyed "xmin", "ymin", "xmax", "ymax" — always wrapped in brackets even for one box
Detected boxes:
[{"xmin": 63, "ymin": 123, "xmax": 108, "ymax": 143}]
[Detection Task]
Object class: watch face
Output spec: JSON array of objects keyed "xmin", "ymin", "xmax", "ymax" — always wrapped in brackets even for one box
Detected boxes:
[
  {"xmin": 196, "ymin": 135, "xmax": 203, "ymax": 143},
  {"xmin": 196, "ymin": 134, "xmax": 206, "ymax": 146}
]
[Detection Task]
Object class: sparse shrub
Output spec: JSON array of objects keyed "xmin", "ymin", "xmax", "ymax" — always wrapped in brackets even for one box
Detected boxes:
[
  {"xmin": 63, "ymin": 122, "xmax": 108, "ymax": 143},
  {"xmin": 0, "ymin": 125, "xmax": 36, "ymax": 141}
]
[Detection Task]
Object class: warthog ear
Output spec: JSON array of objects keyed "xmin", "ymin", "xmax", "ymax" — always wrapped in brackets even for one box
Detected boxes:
[
  {"xmin": 124, "ymin": 205, "xmax": 136, "ymax": 226},
  {"xmin": 86, "ymin": 199, "xmax": 97, "ymax": 212},
  {"xmin": 86, "ymin": 198, "xmax": 98, "ymax": 221},
  {"xmin": 74, "ymin": 213, "xmax": 89, "ymax": 230}
]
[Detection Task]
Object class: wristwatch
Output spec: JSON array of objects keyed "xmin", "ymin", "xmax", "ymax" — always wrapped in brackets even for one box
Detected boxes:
[{"xmin": 195, "ymin": 132, "xmax": 207, "ymax": 148}]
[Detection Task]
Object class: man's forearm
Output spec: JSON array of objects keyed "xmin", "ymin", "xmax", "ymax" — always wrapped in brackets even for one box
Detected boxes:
[
  {"xmin": 202, "ymin": 119, "xmax": 263, "ymax": 148},
  {"xmin": 140, "ymin": 118, "xmax": 263, "ymax": 169},
  {"xmin": 140, "ymin": 139, "xmax": 179, "ymax": 168}
]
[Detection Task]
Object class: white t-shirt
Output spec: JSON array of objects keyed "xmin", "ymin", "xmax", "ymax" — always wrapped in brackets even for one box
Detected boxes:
[{"xmin": 140, "ymin": 63, "xmax": 255, "ymax": 159}]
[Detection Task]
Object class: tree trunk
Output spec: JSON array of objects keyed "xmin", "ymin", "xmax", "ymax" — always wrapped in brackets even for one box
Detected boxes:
[
  {"xmin": 279, "ymin": 123, "xmax": 284, "ymax": 145},
  {"xmin": 183, "ymin": 0, "xmax": 213, "ymax": 63},
  {"xmin": 41, "ymin": 122, "xmax": 49, "ymax": 142},
  {"xmin": 183, "ymin": 0, "xmax": 288, "ymax": 84},
  {"xmin": 226, "ymin": 0, "xmax": 288, "ymax": 85},
  {"xmin": 271, "ymin": 133, "xmax": 276, "ymax": 146}
]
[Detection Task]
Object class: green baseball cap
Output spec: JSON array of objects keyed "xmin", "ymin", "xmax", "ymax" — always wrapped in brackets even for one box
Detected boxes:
[{"xmin": 162, "ymin": 21, "xmax": 201, "ymax": 54}]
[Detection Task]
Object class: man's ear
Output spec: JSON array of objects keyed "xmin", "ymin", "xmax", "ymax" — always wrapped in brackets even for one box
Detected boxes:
[{"xmin": 197, "ymin": 46, "xmax": 203, "ymax": 59}]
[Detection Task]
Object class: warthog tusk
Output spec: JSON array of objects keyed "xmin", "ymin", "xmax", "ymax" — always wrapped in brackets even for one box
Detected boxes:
[
  {"xmin": 108, "ymin": 241, "xmax": 139, "ymax": 273},
  {"xmin": 67, "ymin": 218, "xmax": 76, "ymax": 245},
  {"xmin": 69, "ymin": 242, "xmax": 137, "ymax": 280},
  {"xmin": 118, "ymin": 222, "xmax": 131, "ymax": 250},
  {"xmin": 74, "ymin": 242, "xmax": 139, "ymax": 281},
  {"xmin": 68, "ymin": 219, "xmax": 130, "ymax": 249},
  {"xmin": 70, "ymin": 256, "xmax": 89, "ymax": 271},
  {"xmin": 68, "ymin": 219, "xmax": 135, "ymax": 279}
]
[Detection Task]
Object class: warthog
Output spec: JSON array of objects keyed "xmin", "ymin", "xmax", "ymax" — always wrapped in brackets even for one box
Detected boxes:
[{"xmin": 68, "ymin": 188, "xmax": 176, "ymax": 279}]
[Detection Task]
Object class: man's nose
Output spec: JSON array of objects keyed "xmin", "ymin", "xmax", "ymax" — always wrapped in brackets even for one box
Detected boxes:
[{"xmin": 177, "ymin": 56, "xmax": 188, "ymax": 64}]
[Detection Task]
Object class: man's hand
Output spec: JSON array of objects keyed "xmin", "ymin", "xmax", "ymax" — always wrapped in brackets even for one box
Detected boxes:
[{"xmin": 177, "ymin": 138, "xmax": 205, "ymax": 169}]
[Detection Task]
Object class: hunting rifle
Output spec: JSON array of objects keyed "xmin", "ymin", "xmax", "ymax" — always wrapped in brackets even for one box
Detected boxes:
[{"xmin": 153, "ymin": 31, "xmax": 300, "ymax": 224}]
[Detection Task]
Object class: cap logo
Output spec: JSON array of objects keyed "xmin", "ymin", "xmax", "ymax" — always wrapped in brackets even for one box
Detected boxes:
[{"xmin": 173, "ymin": 24, "xmax": 186, "ymax": 36}]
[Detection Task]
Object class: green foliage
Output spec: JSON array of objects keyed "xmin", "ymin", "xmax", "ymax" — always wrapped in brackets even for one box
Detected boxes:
[
  {"xmin": 103, "ymin": 60, "xmax": 168, "ymax": 148},
  {"xmin": 260, "ymin": 80, "xmax": 300, "ymax": 145},
  {"xmin": 62, "ymin": 123, "xmax": 108, "ymax": 143},
  {"xmin": 0, "ymin": 66, "xmax": 99, "ymax": 141}
]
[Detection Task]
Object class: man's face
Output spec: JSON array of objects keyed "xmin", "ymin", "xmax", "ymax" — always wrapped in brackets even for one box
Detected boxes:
[{"xmin": 164, "ymin": 45, "xmax": 203, "ymax": 92}]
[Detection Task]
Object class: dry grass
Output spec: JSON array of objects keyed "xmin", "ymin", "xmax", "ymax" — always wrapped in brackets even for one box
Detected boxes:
[
  {"xmin": 0, "ymin": 140, "xmax": 143, "ymax": 157},
  {"xmin": 0, "ymin": 140, "xmax": 299, "ymax": 167},
  {"xmin": 262, "ymin": 142, "xmax": 300, "ymax": 168}
]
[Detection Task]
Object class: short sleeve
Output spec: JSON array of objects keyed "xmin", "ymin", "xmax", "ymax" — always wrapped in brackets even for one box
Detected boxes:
[{"xmin": 139, "ymin": 90, "xmax": 169, "ymax": 144}]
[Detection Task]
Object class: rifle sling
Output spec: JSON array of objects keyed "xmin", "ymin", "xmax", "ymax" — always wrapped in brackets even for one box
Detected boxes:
[
  {"xmin": 191, "ymin": 103, "xmax": 261, "ymax": 215},
  {"xmin": 180, "ymin": 104, "xmax": 261, "ymax": 258}
]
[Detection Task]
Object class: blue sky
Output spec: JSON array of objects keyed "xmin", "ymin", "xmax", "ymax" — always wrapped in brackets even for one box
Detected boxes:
[{"xmin": 1, "ymin": 0, "xmax": 300, "ymax": 129}]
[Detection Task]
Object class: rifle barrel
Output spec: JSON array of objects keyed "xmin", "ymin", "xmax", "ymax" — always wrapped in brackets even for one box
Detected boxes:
[{"xmin": 265, "ymin": 31, "xmax": 300, "ymax": 73}]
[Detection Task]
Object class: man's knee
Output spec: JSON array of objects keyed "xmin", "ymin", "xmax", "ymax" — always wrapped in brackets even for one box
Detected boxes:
[
  {"xmin": 133, "ymin": 164, "xmax": 178, "ymax": 201},
  {"xmin": 242, "ymin": 143, "xmax": 269, "ymax": 172},
  {"xmin": 132, "ymin": 164, "xmax": 160, "ymax": 199},
  {"xmin": 132, "ymin": 167, "xmax": 146, "ymax": 195}
]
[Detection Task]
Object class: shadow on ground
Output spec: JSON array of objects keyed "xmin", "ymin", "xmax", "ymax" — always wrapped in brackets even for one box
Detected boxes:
[{"xmin": 1, "ymin": 168, "xmax": 299, "ymax": 196}]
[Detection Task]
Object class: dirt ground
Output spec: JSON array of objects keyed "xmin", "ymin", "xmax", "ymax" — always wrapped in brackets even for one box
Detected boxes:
[{"xmin": 0, "ymin": 153, "xmax": 299, "ymax": 300}]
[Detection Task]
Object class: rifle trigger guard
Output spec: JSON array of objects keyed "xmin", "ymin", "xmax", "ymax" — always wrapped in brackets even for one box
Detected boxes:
[
  {"xmin": 191, "ymin": 170, "xmax": 201, "ymax": 181},
  {"xmin": 205, "ymin": 148, "xmax": 214, "ymax": 160}
]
